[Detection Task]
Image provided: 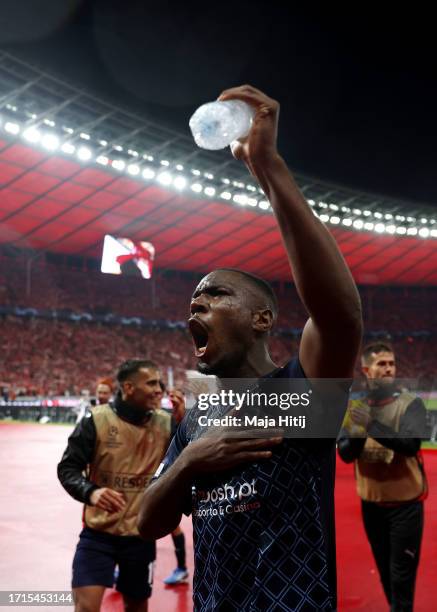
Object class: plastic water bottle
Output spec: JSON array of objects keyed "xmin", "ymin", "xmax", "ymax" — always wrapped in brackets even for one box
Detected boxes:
[{"xmin": 189, "ymin": 100, "xmax": 254, "ymax": 150}]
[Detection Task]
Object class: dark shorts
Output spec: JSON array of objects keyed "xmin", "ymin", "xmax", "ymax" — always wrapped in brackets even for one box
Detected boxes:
[{"xmin": 72, "ymin": 527, "xmax": 156, "ymax": 600}]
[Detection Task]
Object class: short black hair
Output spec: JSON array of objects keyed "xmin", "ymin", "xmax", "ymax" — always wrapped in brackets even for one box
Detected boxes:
[
  {"xmin": 361, "ymin": 342, "xmax": 394, "ymax": 365},
  {"xmin": 214, "ymin": 268, "xmax": 279, "ymax": 318},
  {"xmin": 116, "ymin": 359, "xmax": 158, "ymax": 383}
]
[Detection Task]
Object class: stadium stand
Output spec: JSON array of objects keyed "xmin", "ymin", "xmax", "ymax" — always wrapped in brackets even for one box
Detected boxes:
[{"xmin": 0, "ymin": 251, "xmax": 435, "ymax": 397}]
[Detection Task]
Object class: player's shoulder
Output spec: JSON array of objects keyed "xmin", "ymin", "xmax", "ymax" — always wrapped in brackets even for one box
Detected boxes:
[
  {"xmin": 153, "ymin": 408, "xmax": 173, "ymax": 428},
  {"xmin": 90, "ymin": 403, "xmax": 118, "ymax": 427},
  {"xmin": 91, "ymin": 403, "xmax": 113, "ymax": 416},
  {"xmin": 399, "ymin": 391, "xmax": 426, "ymax": 412},
  {"xmin": 399, "ymin": 390, "xmax": 419, "ymax": 403}
]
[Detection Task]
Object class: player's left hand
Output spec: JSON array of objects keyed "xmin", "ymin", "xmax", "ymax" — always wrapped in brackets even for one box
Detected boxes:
[{"xmin": 218, "ymin": 85, "xmax": 280, "ymax": 168}]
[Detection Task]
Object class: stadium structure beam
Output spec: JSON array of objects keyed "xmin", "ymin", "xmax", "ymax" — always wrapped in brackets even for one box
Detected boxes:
[
  {"xmin": 387, "ymin": 252, "xmax": 434, "ymax": 284},
  {"xmin": 154, "ymin": 205, "xmax": 250, "ymax": 260},
  {"xmin": 417, "ymin": 268, "xmax": 437, "ymax": 284},
  {"xmin": 378, "ymin": 242, "xmax": 421, "ymax": 276},
  {"xmin": 190, "ymin": 221, "xmax": 280, "ymax": 273}
]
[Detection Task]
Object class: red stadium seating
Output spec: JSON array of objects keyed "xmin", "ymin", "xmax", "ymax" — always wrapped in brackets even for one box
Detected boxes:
[{"xmin": 0, "ymin": 253, "xmax": 435, "ymax": 396}]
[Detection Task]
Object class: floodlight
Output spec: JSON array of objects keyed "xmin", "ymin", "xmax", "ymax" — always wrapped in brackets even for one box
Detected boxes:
[
  {"xmin": 142, "ymin": 167, "xmax": 156, "ymax": 179},
  {"xmin": 127, "ymin": 164, "xmax": 140, "ymax": 176},
  {"xmin": 112, "ymin": 159, "xmax": 126, "ymax": 171},
  {"xmin": 61, "ymin": 142, "xmax": 75, "ymax": 154},
  {"xmin": 77, "ymin": 146, "xmax": 92, "ymax": 161},
  {"xmin": 220, "ymin": 191, "xmax": 232, "ymax": 200},
  {"xmin": 173, "ymin": 175, "xmax": 187, "ymax": 190},
  {"xmin": 157, "ymin": 171, "xmax": 172, "ymax": 185},
  {"xmin": 5, "ymin": 121, "xmax": 20, "ymax": 135},
  {"xmin": 233, "ymin": 194, "xmax": 248, "ymax": 205},
  {"xmin": 41, "ymin": 133, "xmax": 59, "ymax": 150},
  {"xmin": 22, "ymin": 127, "xmax": 41, "ymax": 143}
]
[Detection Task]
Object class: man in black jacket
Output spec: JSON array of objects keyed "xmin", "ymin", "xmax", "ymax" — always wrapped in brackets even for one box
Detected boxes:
[
  {"xmin": 338, "ymin": 342, "xmax": 427, "ymax": 612},
  {"xmin": 58, "ymin": 359, "xmax": 172, "ymax": 612}
]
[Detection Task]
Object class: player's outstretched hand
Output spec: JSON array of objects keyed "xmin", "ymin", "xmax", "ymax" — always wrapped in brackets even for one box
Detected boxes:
[
  {"xmin": 180, "ymin": 435, "xmax": 282, "ymax": 475},
  {"xmin": 89, "ymin": 487, "xmax": 126, "ymax": 513},
  {"xmin": 218, "ymin": 85, "xmax": 280, "ymax": 167}
]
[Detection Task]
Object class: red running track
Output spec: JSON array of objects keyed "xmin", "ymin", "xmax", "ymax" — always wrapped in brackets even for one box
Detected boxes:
[{"xmin": 0, "ymin": 422, "xmax": 436, "ymax": 611}]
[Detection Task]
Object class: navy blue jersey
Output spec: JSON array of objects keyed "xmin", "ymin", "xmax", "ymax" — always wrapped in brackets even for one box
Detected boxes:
[{"xmin": 156, "ymin": 359, "xmax": 346, "ymax": 611}]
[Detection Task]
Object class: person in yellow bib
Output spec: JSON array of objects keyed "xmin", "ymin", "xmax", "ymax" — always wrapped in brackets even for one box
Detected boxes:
[
  {"xmin": 58, "ymin": 359, "xmax": 173, "ymax": 612},
  {"xmin": 338, "ymin": 342, "xmax": 427, "ymax": 612}
]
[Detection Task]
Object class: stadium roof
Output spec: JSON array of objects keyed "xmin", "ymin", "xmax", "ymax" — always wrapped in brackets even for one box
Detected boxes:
[{"xmin": 0, "ymin": 52, "xmax": 436, "ymax": 285}]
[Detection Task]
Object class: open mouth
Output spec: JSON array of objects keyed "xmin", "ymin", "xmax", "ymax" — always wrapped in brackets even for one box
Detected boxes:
[{"xmin": 188, "ymin": 317, "xmax": 209, "ymax": 358}]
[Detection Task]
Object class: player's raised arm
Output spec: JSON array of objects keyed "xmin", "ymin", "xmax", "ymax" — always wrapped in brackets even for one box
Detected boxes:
[{"xmin": 219, "ymin": 85, "xmax": 362, "ymax": 378}]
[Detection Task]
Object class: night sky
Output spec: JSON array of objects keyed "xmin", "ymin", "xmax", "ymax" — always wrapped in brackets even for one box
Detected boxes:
[{"xmin": 1, "ymin": 0, "xmax": 436, "ymax": 207}]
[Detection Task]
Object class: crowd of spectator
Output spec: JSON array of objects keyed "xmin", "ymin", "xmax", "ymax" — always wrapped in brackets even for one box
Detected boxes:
[
  {"xmin": 0, "ymin": 252, "xmax": 435, "ymax": 397},
  {"xmin": 1, "ymin": 254, "xmax": 436, "ymax": 331}
]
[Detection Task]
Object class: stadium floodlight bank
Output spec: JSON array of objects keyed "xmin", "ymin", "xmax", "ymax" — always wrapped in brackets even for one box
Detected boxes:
[{"xmin": 0, "ymin": 51, "xmax": 435, "ymax": 238}]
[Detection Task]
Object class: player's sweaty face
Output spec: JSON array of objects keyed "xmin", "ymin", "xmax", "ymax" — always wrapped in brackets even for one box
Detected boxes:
[{"xmin": 189, "ymin": 271, "xmax": 253, "ymax": 376}]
